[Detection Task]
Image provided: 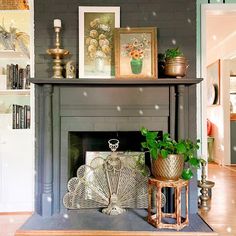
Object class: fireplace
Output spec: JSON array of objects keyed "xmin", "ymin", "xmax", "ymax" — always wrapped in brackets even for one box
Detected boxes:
[{"xmin": 32, "ymin": 78, "xmax": 201, "ymax": 217}]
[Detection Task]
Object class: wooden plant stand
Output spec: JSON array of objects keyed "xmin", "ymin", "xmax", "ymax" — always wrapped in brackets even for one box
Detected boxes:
[{"xmin": 147, "ymin": 178, "xmax": 189, "ymax": 231}]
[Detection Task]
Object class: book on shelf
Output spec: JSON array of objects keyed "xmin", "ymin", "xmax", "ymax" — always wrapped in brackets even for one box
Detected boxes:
[
  {"xmin": 6, "ymin": 64, "xmax": 30, "ymax": 90},
  {"xmin": 12, "ymin": 104, "xmax": 30, "ymax": 129}
]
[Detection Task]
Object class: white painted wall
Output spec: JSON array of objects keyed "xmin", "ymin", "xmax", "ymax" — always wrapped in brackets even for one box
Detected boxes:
[{"xmin": 206, "ymin": 60, "xmax": 230, "ymax": 165}]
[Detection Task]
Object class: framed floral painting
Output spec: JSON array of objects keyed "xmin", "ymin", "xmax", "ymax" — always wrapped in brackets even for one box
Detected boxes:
[
  {"xmin": 78, "ymin": 6, "xmax": 120, "ymax": 78},
  {"xmin": 114, "ymin": 27, "xmax": 157, "ymax": 79}
]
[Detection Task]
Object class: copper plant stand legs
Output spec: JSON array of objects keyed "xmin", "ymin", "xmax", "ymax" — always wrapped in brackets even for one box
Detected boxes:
[{"xmin": 147, "ymin": 178, "xmax": 189, "ymax": 231}]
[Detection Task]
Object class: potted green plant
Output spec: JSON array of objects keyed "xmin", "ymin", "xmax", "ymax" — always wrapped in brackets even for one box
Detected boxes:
[
  {"xmin": 140, "ymin": 127, "xmax": 202, "ymax": 180},
  {"xmin": 164, "ymin": 47, "xmax": 188, "ymax": 78}
]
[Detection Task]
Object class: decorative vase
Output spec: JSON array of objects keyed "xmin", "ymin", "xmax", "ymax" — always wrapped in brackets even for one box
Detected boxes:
[
  {"xmin": 95, "ymin": 57, "xmax": 105, "ymax": 72},
  {"xmin": 130, "ymin": 58, "xmax": 143, "ymax": 74},
  {"xmin": 151, "ymin": 154, "xmax": 184, "ymax": 180}
]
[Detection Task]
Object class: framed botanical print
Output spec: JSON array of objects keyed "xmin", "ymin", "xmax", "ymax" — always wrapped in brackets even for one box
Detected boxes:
[
  {"xmin": 207, "ymin": 59, "xmax": 221, "ymax": 106},
  {"xmin": 114, "ymin": 27, "xmax": 157, "ymax": 79},
  {"xmin": 78, "ymin": 6, "xmax": 120, "ymax": 78}
]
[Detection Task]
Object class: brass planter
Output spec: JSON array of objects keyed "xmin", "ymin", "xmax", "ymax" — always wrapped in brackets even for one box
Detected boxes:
[
  {"xmin": 164, "ymin": 56, "xmax": 188, "ymax": 78},
  {"xmin": 151, "ymin": 154, "xmax": 184, "ymax": 180}
]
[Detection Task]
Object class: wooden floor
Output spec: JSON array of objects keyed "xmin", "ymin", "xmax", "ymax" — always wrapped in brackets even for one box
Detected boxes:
[
  {"xmin": 198, "ymin": 163, "xmax": 236, "ymax": 236},
  {"xmin": 0, "ymin": 163, "xmax": 235, "ymax": 236}
]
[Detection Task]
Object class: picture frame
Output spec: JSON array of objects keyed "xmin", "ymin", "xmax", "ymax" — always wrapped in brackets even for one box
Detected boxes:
[
  {"xmin": 207, "ymin": 59, "xmax": 221, "ymax": 106},
  {"xmin": 114, "ymin": 27, "xmax": 157, "ymax": 79},
  {"xmin": 78, "ymin": 6, "xmax": 120, "ymax": 79}
]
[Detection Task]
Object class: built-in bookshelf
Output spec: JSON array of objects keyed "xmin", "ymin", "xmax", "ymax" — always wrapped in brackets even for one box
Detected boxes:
[{"xmin": 0, "ymin": 9, "xmax": 34, "ymax": 212}]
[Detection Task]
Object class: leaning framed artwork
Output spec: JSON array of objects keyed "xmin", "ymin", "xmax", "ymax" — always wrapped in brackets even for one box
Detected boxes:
[
  {"xmin": 207, "ymin": 59, "xmax": 221, "ymax": 106},
  {"xmin": 114, "ymin": 27, "xmax": 157, "ymax": 79},
  {"xmin": 78, "ymin": 6, "xmax": 120, "ymax": 78}
]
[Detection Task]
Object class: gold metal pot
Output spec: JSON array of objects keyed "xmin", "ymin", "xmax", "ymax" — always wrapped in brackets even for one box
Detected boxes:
[
  {"xmin": 151, "ymin": 154, "xmax": 184, "ymax": 180},
  {"xmin": 164, "ymin": 56, "xmax": 188, "ymax": 78}
]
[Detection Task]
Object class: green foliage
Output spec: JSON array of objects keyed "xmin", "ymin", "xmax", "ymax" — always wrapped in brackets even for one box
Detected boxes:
[
  {"xmin": 164, "ymin": 47, "xmax": 183, "ymax": 59},
  {"xmin": 140, "ymin": 127, "xmax": 202, "ymax": 180}
]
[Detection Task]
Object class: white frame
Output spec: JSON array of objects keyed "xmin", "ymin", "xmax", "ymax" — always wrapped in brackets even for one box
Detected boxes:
[{"xmin": 78, "ymin": 6, "xmax": 120, "ymax": 78}]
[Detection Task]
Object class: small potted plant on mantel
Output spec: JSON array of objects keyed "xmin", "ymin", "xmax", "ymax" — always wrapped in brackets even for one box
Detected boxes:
[
  {"xmin": 164, "ymin": 47, "xmax": 188, "ymax": 78},
  {"xmin": 141, "ymin": 127, "xmax": 202, "ymax": 180}
]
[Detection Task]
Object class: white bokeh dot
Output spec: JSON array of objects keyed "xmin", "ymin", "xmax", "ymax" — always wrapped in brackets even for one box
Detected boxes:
[
  {"xmin": 139, "ymin": 110, "xmax": 143, "ymax": 115},
  {"xmin": 83, "ymin": 91, "xmax": 87, "ymax": 97},
  {"xmin": 180, "ymin": 105, "xmax": 183, "ymax": 110},
  {"xmin": 172, "ymin": 39, "xmax": 176, "ymax": 45},
  {"xmin": 226, "ymin": 227, "xmax": 232, "ymax": 233},
  {"xmin": 117, "ymin": 106, "xmax": 121, "ymax": 112},
  {"xmin": 155, "ymin": 105, "xmax": 160, "ymax": 110},
  {"xmin": 47, "ymin": 197, "xmax": 52, "ymax": 202},
  {"xmin": 187, "ymin": 18, "xmax": 191, "ymax": 23},
  {"xmin": 9, "ymin": 218, "xmax": 15, "ymax": 223},
  {"xmin": 139, "ymin": 87, "xmax": 143, "ymax": 92},
  {"xmin": 63, "ymin": 213, "xmax": 69, "ymax": 219},
  {"xmin": 126, "ymin": 26, "xmax": 130, "ymax": 30},
  {"xmin": 152, "ymin": 11, "xmax": 157, "ymax": 16},
  {"xmin": 212, "ymin": 35, "xmax": 217, "ymax": 41},
  {"xmin": 212, "ymin": 175, "xmax": 216, "ymax": 179},
  {"xmin": 233, "ymin": 146, "xmax": 236, "ymax": 151}
]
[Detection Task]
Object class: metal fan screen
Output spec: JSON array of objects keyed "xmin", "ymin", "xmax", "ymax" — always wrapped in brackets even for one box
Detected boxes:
[{"xmin": 63, "ymin": 139, "xmax": 165, "ymax": 215}]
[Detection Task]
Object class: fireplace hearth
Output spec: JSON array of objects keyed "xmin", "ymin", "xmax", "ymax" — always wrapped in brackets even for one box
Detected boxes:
[{"xmin": 31, "ymin": 78, "xmax": 201, "ymax": 218}]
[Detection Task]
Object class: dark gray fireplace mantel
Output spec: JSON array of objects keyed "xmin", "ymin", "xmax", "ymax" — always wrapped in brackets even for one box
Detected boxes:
[{"xmin": 31, "ymin": 77, "xmax": 202, "ymax": 217}]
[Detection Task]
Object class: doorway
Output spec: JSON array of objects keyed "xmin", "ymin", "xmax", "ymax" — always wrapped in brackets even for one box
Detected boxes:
[{"xmin": 199, "ymin": 3, "xmax": 236, "ymax": 165}]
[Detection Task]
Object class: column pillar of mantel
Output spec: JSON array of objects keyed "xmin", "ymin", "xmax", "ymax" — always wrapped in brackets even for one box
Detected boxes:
[
  {"xmin": 177, "ymin": 85, "xmax": 185, "ymax": 140},
  {"xmin": 41, "ymin": 84, "xmax": 53, "ymax": 216}
]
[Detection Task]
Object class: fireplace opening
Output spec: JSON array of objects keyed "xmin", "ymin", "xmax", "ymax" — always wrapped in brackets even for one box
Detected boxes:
[
  {"xmin": 68, "ymin": 131, "xmax": 152, "ymax": 179},
  {"xmin": 66, "ymin": 130, "xmax": 176, "ymax": 213}
]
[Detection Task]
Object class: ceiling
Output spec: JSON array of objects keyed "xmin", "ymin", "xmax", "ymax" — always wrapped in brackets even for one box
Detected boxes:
[{"xmin": 206, "ymin": 13, "xmax": 236, "ymax": 53}]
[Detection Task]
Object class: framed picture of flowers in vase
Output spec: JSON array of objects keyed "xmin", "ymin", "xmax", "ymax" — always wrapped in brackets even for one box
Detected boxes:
[
  {"xmin": 78, "ymin": 6, "xmax": 120, "ymax": 78},
  {"xmin": 114, "ymin": 27, "xmax": 157, "ymax": 79}
]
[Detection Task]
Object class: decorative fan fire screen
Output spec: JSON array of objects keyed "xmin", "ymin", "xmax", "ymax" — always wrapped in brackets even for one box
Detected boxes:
[{"xmin": 63, "ymin": 139, "xmax": 165, "ymax": 215}]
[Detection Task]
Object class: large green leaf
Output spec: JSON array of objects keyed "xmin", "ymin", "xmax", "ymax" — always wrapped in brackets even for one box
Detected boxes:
[
  {"xmin": 188, "ymin": 158, "xmax": 200, "ymax": 168},
  {"xmin": 181, "ymin": 168, "xmax": 193, "ymax": 180},
  {"xmin": 160, "ymin": 149, "xmax": 168, "ymax": 158},
  {"xmin": 176, "ymin": 142, "xmax": 186, "ymax": 154},
  {"xmin": 150, "ymin": 147, "xmax": 158, "ymax": 160}
]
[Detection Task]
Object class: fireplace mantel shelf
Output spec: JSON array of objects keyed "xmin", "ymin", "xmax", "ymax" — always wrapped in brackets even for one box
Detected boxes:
[{"xmin": 30, "ymin": 78, "xmax": 202, "ymax": 85}]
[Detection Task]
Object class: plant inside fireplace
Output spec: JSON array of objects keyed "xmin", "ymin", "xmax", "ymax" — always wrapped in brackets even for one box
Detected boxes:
[{"xmin": 140, "ymin": 127, "xmax": 202, "ymax": 180}]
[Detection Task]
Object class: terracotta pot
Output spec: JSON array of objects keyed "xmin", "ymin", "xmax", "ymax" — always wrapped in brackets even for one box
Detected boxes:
[{"xmin": 151, "ymin": 154, "xmax": 184, "ymax": 180}]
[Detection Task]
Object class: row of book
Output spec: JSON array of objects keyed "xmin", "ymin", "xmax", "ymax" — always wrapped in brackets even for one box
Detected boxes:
[
  {"xmin": 6, "ymin": 64, "xmax": 30, "ymax": 90},
  {"xmin": 12, "ymin": 104, "xmax": 31, "ymax": 129}
]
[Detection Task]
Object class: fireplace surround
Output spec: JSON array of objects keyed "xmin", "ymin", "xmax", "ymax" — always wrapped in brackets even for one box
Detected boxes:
[{"xmin": 31, "ymin": 78, "xmax": 202, "ymax": 217}]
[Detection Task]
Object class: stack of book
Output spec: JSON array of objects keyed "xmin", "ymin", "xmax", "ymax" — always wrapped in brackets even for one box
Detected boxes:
[
  {"xmin": 6, "ymin": 64, "xmax": 30, "ymax": 90},
  {"xmin": 12, "ymin": 104, "xmax": 31, "ymax": 129}
]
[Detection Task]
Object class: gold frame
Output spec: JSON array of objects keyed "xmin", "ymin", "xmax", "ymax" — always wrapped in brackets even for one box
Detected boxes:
[{"xmin": 114, "ymin": 27, "xmax": 157, "ymax": 79}]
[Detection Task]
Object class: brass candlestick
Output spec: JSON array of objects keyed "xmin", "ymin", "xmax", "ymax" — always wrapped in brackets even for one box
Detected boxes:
[
  {"xmin": 47, "ymin": 25, "xmax": 69, "ymax": 79},
  {"xmin": 198, "ymin": 161, "xmax": 215, "ymax": 211}
]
